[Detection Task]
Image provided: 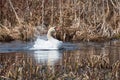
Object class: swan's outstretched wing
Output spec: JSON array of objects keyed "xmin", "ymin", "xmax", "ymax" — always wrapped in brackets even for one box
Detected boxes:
[
  {"xmin": 49, "ymin": 38, "xmax": 63, "ymax": 49},
  {"xmin": 31, "ymin": 37, "xmax": 63, "ymax": 50},
  {"xmin": 32, "ymin": 38, "xmax": 49, "ymax": 49}
]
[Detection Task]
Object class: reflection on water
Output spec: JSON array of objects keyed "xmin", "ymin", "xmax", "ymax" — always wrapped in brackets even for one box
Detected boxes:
[
  {"xmin": 33, "ymin": 50, "xmax": 62, "ymax": 65},
  {"xmin": 0, "ymin": 40, "xmax": 120, "ymax": 79}
]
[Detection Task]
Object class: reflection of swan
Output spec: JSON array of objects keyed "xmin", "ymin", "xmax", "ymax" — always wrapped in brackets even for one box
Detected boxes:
[
  {"xmin": 33, "ymin": 50, "xmax": 62, "ymax": 65},
  {"xmin": 31, "ymin": 27, "xmax": 63, "ymax": 50}
]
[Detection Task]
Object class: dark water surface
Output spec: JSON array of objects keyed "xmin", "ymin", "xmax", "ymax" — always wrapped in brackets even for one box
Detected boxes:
[{"xmin": 0, "ymin": 39, "xmax": 120, "ymax": 80}]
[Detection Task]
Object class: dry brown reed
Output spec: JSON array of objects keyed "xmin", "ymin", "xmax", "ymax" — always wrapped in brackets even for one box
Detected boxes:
[{"xmin": 0, "ymin": 0, "xmax": 120, "ymax": 41}]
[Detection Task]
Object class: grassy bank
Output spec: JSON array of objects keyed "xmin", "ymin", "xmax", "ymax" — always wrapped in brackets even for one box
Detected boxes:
[{"xmin": 0, "ymin": 0, "xmax": 120, "ymax": 42}]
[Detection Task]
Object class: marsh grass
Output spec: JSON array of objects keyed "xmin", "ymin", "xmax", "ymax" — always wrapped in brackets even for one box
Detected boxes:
[
  {"xmin": 0, "ymin": 23, "xmax": 35, "ymax": 41},
  {"xmin": 0, "ymin": 0, "xmax": 120, "ymax": 42}
]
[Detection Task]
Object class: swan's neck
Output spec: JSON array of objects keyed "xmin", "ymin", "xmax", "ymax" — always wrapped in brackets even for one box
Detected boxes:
[{"xmin": 47, "ymin": 31, "xmax": 54, "ymax": 40}]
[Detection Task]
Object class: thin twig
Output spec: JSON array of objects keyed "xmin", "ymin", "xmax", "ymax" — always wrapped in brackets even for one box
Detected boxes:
[{"xmin": 7, "ymin": 0, "xmax": 21, "ymax": 24}]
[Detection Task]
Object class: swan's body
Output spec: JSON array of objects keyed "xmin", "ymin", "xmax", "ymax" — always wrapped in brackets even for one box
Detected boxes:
[{"xmin": 31, "ymin": 27, "xmax": 63, "ymax": 50}]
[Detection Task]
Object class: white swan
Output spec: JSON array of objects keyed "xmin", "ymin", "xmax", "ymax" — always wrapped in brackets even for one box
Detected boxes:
[{"xmin": 31, "ymin": 27, "xmax": 63, "ymax": 50}]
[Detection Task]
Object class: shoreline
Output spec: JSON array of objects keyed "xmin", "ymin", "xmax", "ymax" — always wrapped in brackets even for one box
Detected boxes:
[{"xmin": 0, "ymin": 26, "xmax": 120, "ymax": 42}]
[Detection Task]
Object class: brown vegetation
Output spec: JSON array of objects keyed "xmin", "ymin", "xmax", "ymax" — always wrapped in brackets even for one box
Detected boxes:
[{"xmin": 0, "ymin": 0, "xmax": 120, "ymax": 42}]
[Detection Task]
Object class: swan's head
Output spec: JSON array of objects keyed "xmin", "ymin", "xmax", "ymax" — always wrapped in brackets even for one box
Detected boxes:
[
  {"xmin": 47, "ymin": 27, "xmax": 60, "ymax": 39},
  {"xmin": 48, "ymin": 27, "xmax": 56, "ymax": 33},
  {"xmin": 48, "ymin": 27, "xmax": 60, "ymax": 33}
]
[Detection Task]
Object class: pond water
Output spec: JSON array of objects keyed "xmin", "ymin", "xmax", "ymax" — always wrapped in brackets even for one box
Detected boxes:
[{"xmin": 0, "ymin": 37, "xmax": 120, "ymax": 79}]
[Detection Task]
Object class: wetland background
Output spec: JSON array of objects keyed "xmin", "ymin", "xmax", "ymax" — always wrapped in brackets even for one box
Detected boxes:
[
  {"xmin": 0, "ymin": 0, "xmax": 120, "ymax": 41},
  {"xmin": 0, "ymin": 0, "xmax": 120, "ymax": 80}
]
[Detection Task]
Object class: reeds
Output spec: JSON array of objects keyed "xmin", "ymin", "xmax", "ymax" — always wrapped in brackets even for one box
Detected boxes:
[
  {"xmin": 0, "ymin": 0, "xmax": 120, "ymax": 41},
  {"xmin": 0, "ymin": 23, "xmax": 34, "ymax": 41}
]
